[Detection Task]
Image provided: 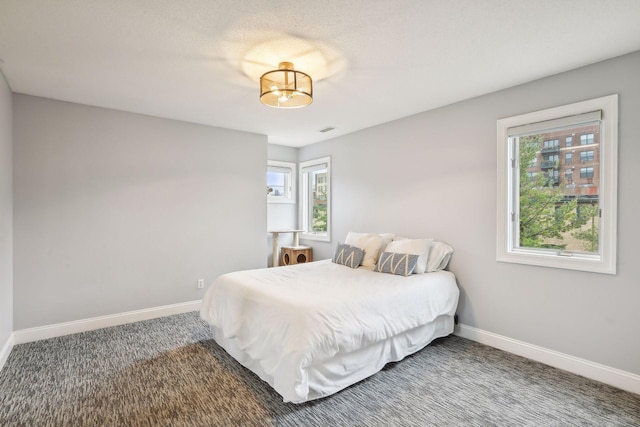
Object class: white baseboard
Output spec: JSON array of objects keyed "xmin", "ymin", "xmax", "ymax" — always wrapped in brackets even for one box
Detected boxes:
[
  {"xmin": 0, "ymin": 332, "xmax": 14, "ymax": 371},
  {"xmin": 455, "ymin": 323, "xmax": 640, "ymax": 395},
  {"xmin": 13, "ymin": 300, "xmax": 202, "ymax": 345}
]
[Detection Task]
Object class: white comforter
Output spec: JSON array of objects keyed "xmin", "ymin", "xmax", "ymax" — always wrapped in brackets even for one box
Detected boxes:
[{"xmin": 200, "ymin": 260, "xmax": 459, "ymax": 402}]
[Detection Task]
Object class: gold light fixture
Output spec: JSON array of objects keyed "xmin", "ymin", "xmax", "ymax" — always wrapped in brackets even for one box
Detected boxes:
[{"xmin": 260, "ymin": 62, "xmax": 312, "ymax": 108}]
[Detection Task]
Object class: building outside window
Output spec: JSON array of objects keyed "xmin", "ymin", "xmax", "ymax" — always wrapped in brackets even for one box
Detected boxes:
[{"xmin": 517, "ymin": 125, "xmax": 599, "ymax": 249}]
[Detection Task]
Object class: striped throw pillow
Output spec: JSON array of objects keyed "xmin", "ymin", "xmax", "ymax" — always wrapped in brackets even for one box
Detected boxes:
[
  {"xmin": 374, "ymin": 252, "xmax": 419, "ymax": 276},
  {"xmin": 333, "ymin": 244, "xmax": 365, "ymax": 269}
]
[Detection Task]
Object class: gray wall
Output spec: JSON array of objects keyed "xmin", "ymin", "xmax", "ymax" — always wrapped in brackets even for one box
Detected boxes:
[
  {"xmin": 13, "ymin": 95, "xmax": 267, "ymax": 329},
  {"xmin": 266, "ymin": 144, "xmax": 298, "ymax": 266},
  {"xmin": 299, "ymin": 51, "xmax": 640, "ymax": 375},
  {"xmin": 0, "ymin": 71, "xmax": 12, "ymax": 346}
]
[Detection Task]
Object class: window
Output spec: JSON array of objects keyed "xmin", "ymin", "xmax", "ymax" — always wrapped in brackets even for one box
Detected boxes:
[
  {"xmin": 497, "ymin": 95, "xmax": 618, "ymax": 274},
  {"xmin": 546, "ymin": 169, "xmax": 560, "ymax": 187},
  {"xmin": 580, "ymin": 150, "xmax": 594, "ymax": 163},
  {"xmin": 299, "ymin": 157, "xmax": 331, "ymax": 241},
  {"xmin": 580, "ymin": 166, "xmax": 594, "ymax": 178},
  {"xmin": 580, "ymin": 133, "xmax": 594, "ymax": 145},
  {"xmin": 565, "ymin": 152, "xmax": 572, "ymax": 164},
  {"xmin": 542, "ymin": 154, "xmax": 559, "ymax": 167},
  {"xmin": 565, "ymin": 169, "xmax": 573, "ymax": 184},
  {"xmin": 267, "ymin": 160, "xmax": 296, "ymax": 203},
  {"xmin": 565, "ymin": 136, "xmax": 573, "ymax": 147}
]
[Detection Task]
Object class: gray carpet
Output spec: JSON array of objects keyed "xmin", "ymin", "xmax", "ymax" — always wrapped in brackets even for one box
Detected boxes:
[{"xmin": 0, "ymin": 312, "xmax": 638, "ymax": 426}]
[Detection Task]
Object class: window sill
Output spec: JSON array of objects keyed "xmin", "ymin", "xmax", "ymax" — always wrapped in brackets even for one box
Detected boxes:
[
  {"xmin": 301, "ymin": 232, "xmax": 330, "ymax": 242},
  {"xmin": 497, "ymin": 249, "xmax": 615, "ymax": 275}
]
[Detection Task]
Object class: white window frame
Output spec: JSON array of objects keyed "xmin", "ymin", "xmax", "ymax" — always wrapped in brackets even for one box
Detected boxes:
[
  {"xmin": 299, "ymin": 156, "xmax": 331, "ymax": 242},
  {"xmin": 497, "ymin": 94, "xmax": 618, "ymax": 274},
  {"xmin": 267, "ymin": 160, "xmax": 296, "ymax": 204}
]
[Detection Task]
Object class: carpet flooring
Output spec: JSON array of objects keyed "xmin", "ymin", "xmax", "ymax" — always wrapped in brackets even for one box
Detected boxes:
[{"xmin": 0, "ymin": 312, "xmax": 638, "ymax": 426}]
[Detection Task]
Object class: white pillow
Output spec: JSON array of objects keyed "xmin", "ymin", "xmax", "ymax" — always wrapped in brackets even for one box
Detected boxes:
[
  {"xmin": 378, "ymin": 233, "xmax": 395, "ymax": 244},
  {"xmin": 393, "ymin": 237, "xmax": 454, "ymax": 272},
  {"xmin": 384, "ymin": 238, "xmax": 433, "ymax": 274},
  {"xmin": 427, "ymin": 241, "xmax": 454, "ymax": 272},
  {"xmin": 345, "ymin": 232, "xmax": 393, "ymax": 269}
]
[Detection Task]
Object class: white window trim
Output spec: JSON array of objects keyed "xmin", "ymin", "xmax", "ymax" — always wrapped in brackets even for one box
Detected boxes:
[
  {"xmin": 299, "ymin": 156, "xmax": 331, "ymax": 242},
  {"xmin": 497, "ymin": 94, "xmax": 618, "ymax": 275},
  {"xmin": 267, "ymin": 160, "xmax": 296, "ymax": 204}
]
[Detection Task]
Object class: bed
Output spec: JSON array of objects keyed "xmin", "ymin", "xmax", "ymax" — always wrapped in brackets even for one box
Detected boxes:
[{"xmin": 200, "ymin": 234, "xmax": 459, "ymax": 403}]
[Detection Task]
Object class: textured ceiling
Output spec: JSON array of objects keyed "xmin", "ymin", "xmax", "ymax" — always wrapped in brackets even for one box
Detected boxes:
[{"xmin": 1, "ymin": 0, "xmax": 639, "ymax": 147}]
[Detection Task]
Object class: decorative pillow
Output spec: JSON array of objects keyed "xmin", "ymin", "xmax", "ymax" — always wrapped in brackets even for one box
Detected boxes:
[
  {"xmin": 374, "ymin": 252, "xmax": 419, "ymax": 276},
  {"xmin": 427, "ymin": 241, "xmax": 454, "ymax": 272},
  {"xmin": 332, "ymin": 244, "xmax": 365, "ymax": 269},
  {"xmin": 384, "ymin": 238, "xmax": 433, "ymax": 274},
  {"xmin": 344, "ymin": 232, "xmax": 393, "ymax": 270}
]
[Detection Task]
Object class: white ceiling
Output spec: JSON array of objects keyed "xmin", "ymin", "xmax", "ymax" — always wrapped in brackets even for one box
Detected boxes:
[{"xmin": 1, "ymin": 1, "xmax": 639, "ymax": 147}]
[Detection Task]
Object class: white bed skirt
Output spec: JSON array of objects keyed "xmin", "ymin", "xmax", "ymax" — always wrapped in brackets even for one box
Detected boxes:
[{"xmin": 210, "ymin": 314, "xmax": 454, "ymax": 403}]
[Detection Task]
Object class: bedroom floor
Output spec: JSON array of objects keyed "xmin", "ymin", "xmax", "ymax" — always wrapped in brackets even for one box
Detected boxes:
[{"xmin": 1, "ymin": 312, "xmax": 638, "ymax": 426}]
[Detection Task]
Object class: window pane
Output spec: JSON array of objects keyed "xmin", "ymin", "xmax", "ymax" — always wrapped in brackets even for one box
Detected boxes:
[
  {"xmin": 310, "ymin": 168, "xmax": 328, "ymax": 232},
  {"xmin": 300, "ymin": 157, "xmax": 331, "ymax": 241},
  {"xmin": 517, "ymin": 122, "xmax": 599, "ymax": 254},
  {"xmin": 267, "ymin": 171, "xmax": 286, "ymax": 197},
  {"xmin": 267, "ymin": 160, "xmax": 295, "ymax": 203}
]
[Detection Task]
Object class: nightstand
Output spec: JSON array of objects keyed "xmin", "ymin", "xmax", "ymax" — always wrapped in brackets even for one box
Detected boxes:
[{"xmin": 281, "ymin": 246, "xmax": 313, "ymax": 266}]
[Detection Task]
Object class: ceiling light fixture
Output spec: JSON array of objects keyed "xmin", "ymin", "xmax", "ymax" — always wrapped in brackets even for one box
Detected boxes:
[{"xmin": 260, "ymin": 62, "xmax": 312, "ymax": 108}]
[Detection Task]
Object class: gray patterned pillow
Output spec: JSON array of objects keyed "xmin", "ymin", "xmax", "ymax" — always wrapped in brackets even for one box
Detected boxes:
[
  {"xmin": 374, "ymin": 252, "xmax": 419, "ymax": 276},
  {"xmin": 332, "ymin": 244, "xmax": 365, "ymax": 269}
]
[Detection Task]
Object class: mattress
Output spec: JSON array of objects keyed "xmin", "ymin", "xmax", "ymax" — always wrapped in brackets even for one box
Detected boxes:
[{"xmin": 200, "ymin": 259, "xmax": 459, "ymax": 403}]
